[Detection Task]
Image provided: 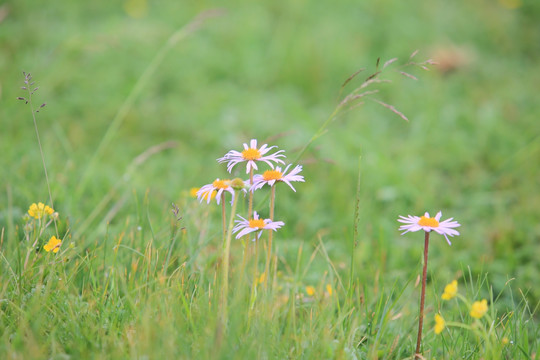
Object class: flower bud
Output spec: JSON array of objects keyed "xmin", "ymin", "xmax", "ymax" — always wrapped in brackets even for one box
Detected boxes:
[{"xmin": 231, "ymin": 178, "xmax": 246, "ymax": 190}]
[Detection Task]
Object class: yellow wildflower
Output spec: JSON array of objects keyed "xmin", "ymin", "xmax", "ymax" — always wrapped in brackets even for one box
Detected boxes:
[
  {"xmin": 44, "ymin": 236, "xmax": 62, "ymax": 253},
  {"xmin": 499, "ymin": 0, "xmax": 522, "ymax": 10},
  {"xmin": 305, "ymin": 285, "xmax": 315, "ymax": 296},
  {"xmin": 470, "ymin": 299, "xmax": 488, "ymax": 318},
  {"xmin": 441, "ymin": 280, "xmax": 458, "ymax": 300},
  {"xmin": 434, "ymin": 314, "xmax": 445, "ymax": 334},
  {"xmin": 28, "ymin": 202, "xmax": 54, "ymax": 219},
  {"xmin": 326, "ymin": 284, "xmax": 333, "ymax": 296},
  {"xmin": 190, "ymin": 187, "xmax": 217, "ymax": 200}
]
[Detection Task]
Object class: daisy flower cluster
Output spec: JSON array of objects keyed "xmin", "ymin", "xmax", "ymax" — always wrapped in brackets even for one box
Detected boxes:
[
  {"xmin": 195, "ymin": 138, "xmax": 304, "ymax": 241},
  {"xmin": 192, "ymin": 138, "xmax": 305, "ymax": 310}
]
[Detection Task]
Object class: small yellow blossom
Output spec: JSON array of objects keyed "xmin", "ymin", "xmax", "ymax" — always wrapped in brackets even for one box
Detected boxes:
[
  {"xmin": 441, "ymin": 280, "xmax": 458, "ymax": 300},
  {"xmin": 258, "ymin": 272, "xmax": 266, "ymax": 284},
  {"xmin": 305, "ymin": 285, "xmax": 315, "ymax": 296},
  {"xmin": 326, "ymin": 284, "xmax": 333, "ymax": 296},
  {"xmin": 434, "ymin": 314, "xmax": 445, "ymax": 334},
  {"xmin": 28, "ymin": 202, "xmax": 54, "ymax": 219},
  {"xmin": 499, "ymin": 0, "xmax": 522, "ymax": 10},
  {"xmin": 191, "ymin": 187, "xmax": 217, "ymax": 201},
  {"xmin": 501, "ymin": 337, "xmax": 509, "ymax": 345},
  {"xmin": 44, "ymin": 236, "xmax": 62, "ymax": 253},
  {"xmin": 470, "ymin": 299, "xmax": 488, "ymax": 318}
]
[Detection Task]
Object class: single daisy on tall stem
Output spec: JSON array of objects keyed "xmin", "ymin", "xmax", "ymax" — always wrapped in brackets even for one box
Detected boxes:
[
  {"xmin": 397, "ymin": 211, "xmax": 460, "ymax": 359},
  {"xmin": 251, "ymin": 164, "xmax": 304, "ymax": 288}
]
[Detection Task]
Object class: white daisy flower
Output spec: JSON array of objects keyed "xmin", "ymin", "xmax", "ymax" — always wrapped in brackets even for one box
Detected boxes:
[
  {"xmin": 398, "ymin": 211, "xmax": 461, "ymax": 245},
  {"xmin": 233, "ymin": 211, "xmax": 285, "ymax": 240},
  {"xmin": 197, "ymin": 178, "xmax": 236, "ymax": 205},
  {"xmin": 218, "ymin": 139, "xmax": 286, "ymax": 174},
  {"xmin": 251, "ymin": 164, "xmax": 304, "ymax": 192}
]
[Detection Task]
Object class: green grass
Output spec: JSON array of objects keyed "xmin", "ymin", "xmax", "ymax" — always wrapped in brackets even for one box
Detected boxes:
[{"xmin": 1, "ymin": 0, "xmax": 539, "ymax": 358}]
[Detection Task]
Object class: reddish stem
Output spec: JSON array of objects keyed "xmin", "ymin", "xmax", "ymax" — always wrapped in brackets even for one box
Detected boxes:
[{"xmin": 415, "ymin": 231, "xmax": 430, "ymax": 359}]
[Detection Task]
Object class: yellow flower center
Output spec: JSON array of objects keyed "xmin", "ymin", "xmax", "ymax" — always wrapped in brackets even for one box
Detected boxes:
[
  {"xmin": 212, "ymin": 179, "xmax": 230, "ymax": 189},
  {"xmin": 262, "ymin": 170, "xmax": 283, "ymax": 181},
  {"xmin": 418, "ymin": 216, "xmax": 439, "ymax": 227},
  {"xmin": 249, "ymin": 219, "xmax": 266, "ymax": 228},
  {"xmin": 241, "ymin": 148, "xmax": 261, "ymax": 160}
]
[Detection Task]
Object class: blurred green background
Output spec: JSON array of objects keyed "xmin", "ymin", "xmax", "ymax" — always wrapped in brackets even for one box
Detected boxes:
[{"xmin": 1, "ymin": 0, "xmax": 539, "ymax": 304}]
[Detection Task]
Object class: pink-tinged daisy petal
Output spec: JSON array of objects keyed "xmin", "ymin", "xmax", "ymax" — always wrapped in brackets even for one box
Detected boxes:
[
  {"xmin": 217, "ymin": 139, "xmax": 286, "ymax": 174},
  {"xmin": 233, "ymin": 211, "xmax": 285, "ymax": 240},
  {"xmin": 196, "ymin": 179, "xmax": 243, "ymax": 205},
  {"xmin": 250, "ymin": 164, "xmax": 305, "ymax": 192},
  {"xmin": 397, "ymin": 211, "xmax": 461, "ymax": 245}
]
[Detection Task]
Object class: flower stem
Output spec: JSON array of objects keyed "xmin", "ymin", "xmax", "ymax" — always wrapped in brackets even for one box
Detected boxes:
[
  {"xmin": 244, "ymin": 168, "xmax": 255, "ymax": 262},
  {"xmin": 221, "ymin": 192, "xmax": 227, "ymax": 240},
  {"xmin": 25, "ymin": 76, "xmax": 58, "ymax": 238},
  {"xmin": 220, "ymin": 189, "xmax": 239, "ymax": 326},
  {"xmin": 264, "ymin": 185, "xmax": 276, "ymax": 289},
  {"xmin": 415, "ymin": 231, "xmax": 430, "ymax": 359},
  {"xmin": 248, "ymin": 168, "xmax": 254, "ymax": 216}
]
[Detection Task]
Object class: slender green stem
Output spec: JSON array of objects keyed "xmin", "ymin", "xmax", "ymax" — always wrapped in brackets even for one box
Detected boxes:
[
  {"xmin": 248, "ymin": 168, "xmax": 254, "ymax": 217},
  {"xmin": 244, "ymin": 168, "xmax": 254, "ymax": 261},
  {"xmin": 264, "ymin": 185, "xmax": 276, "ymax": 289},
  {"xmin": 349, "ymin": 156, "xmax": 362, "ymax": 299},
  {"xmin": 221, "ymin": 192, "xmax": 227, "ymax": 240},
  {"xmin": 220, "ymin": 190, "xmax": 239, "ymax": 326},
  {"xmin": 415, "ymin": 231, "xmax": 430, "ymax": 359},
  {"xmin": 24, "ymin": 76, "xmax": 58, "ymax": 237},
  {"xmin": 292, "ymin": 106, "xmax": 342, "ymax": 164},
  {"xmin": 248, "ymin": 231, "xmax": 260, "ymax": 315}
]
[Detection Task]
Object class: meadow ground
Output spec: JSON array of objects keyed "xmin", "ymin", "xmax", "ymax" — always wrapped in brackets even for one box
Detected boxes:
[{"xmin": 1, "ymin": 0, "xmax": 539, "ymax": 359}]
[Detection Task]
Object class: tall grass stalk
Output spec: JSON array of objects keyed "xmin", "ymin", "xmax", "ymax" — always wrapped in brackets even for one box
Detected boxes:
[
  {"xmin": 349, "ymin": 156, "xmax": 362, "ymax": 300},
  {"xmin": 20, "ymin": 73, "xmax": 58, "ymax": 238}
]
